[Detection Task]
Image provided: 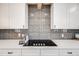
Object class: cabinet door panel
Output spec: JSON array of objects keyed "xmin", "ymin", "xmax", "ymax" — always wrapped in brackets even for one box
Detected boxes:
[
  {"xmin": 41, "ymin": 48, "xmax": 59, "ymax": 56},
  {"xmin": 9, "ymin": 3, "xmax": 25, "ymax": 29},
  {"xmin": 53, "ymin": 3, "xmax": 67, "ymax": 29},
  {"xmin": 0, "ymin": 4, "xmax": 9, "ymax": 29},
  {"xmin": 22, "ymin": 48, "xmax": 40, "ymax": 56},
  {"xmin": 66, "ymin": 3, "xmax": 79, "ymax": 29},
  {"xmin": 69, "ymin": 4, "xmax": 79, "ymax": 29}
]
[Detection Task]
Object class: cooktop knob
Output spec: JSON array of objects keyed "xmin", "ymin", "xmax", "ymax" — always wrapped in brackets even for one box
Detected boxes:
[
  {"xmin": 38, "ymin": 43, "xmax": 40, "ymax": 46},
  {"xmin": 41, "ymin": 43, "xmax": 42, "ymax": 46},
  {"xmin": 43, "ymin": 43, "xmax": 45, "ymax": 46},
  {"xmin": 33, "ymin": 43, "xmax": 35, "ymax": 46},
  {"xmin": 36, "ymin": 43, "xmax": 37, "ymax": 46}
]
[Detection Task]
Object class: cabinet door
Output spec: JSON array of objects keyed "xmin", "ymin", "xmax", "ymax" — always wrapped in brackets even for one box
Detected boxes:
[
  {"xmin": 53, "ymin": 3, "xmax": 67, "ymax": 29},
  {"xmin": 41, "ymin": 48, "xmax": 59, "ymax": 56},
  {"xmin": 68, "ymin": 3, "xmax": 79, "ymax": 29},
  {"xmin": 22, "ymin": 48, "xmax": 40, "ymax": 56},
  {"xmin": 0, "ymin": 4, "xmax": 9, "ymax": 29},
  {"xmin": 9, "ymin": 3, "xmax": 26, "ymax": 29}
]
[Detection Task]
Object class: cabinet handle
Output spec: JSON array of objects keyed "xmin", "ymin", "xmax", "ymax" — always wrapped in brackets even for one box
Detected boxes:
[
  {"xmin": 54, "ymin": 25, "xmax": 56, "ymax": 28},
  {"xmin": 23, "ymin": 25, "xmax": 24, "ymax": 28},
  {"xmin": 23, "ymin": 25, "xmax": 25, "ymax": 28},
  {"xmin": 8, "ymin": 52, "xmax": 13, "ymax": 54},
  {"xmin": 67, "ymin": 52, "xmax": 72, "ymax": 54}
]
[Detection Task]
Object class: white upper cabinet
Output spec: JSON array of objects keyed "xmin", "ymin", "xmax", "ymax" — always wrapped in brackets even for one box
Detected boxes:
[
  {"xmin": 51, "ymin": 3, "xmax": 67, "ymax": 29},
  {"xmin": 67, "ymin": 3, "xmax": 79, "ymax": 29},
  {"xmin": 51, "ymin": 3, "xmax": 79, "ymax": 29},
  {"xmin": 0, "ymin": 3, "xmax": 28, "ymax": 29},
  {"xmin": 0, "ymin": 4, "xmax": 9, "ymax": 29},
  {"xmin": 9, "ymin": 3, "xmax": 28, "ymax": 29}
]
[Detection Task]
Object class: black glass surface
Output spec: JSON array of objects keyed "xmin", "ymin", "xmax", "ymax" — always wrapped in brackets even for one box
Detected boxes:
[{"xmin": 23, "ymin": 40, "xmax": 57, "ymax": 46}]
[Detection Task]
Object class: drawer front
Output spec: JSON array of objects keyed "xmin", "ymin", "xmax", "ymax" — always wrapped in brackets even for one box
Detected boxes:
[
  {"xmin": 22, "ymin": 48, "xmax": 40, "ymax": 56},
  {"xmin": 0, "ymin": 49, "xmax": 21, "ymax": 56},
  {"xmin": 41, "ymin": 48, "xmax": 59, "ymax": 56},
  {"xmin": 60, "ymin": 49, "xmax": 79, "ymax": 56}
]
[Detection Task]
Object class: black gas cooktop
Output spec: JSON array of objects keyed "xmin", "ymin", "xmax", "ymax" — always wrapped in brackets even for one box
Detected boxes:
[{"xmin": 23, "ymin": 40, "xmax": 57, "ymax": 46}]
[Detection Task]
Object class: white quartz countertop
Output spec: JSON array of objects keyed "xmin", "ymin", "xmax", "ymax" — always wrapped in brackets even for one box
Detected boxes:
[
  {"xmin": 0, "ymin": 39, "xmax": 79, "ymax": 49},
  {"xmin": 0, "ymin": 39, "xmax": 21, "ymax": 49},
  {"xmin": 53, "ymin": 40, "xmax": 79, "ymax": 48}
]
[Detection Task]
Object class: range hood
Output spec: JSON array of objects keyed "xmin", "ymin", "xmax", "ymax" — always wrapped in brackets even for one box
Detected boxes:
[{"xmin": 37, "ymin": 3, "xmax": 42, "ymax": 9}]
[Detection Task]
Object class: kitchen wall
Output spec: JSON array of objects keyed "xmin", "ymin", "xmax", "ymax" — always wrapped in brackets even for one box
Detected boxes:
[{"xmin": 0, "ymin": 4, "xmax": 79, "ymax": 40}]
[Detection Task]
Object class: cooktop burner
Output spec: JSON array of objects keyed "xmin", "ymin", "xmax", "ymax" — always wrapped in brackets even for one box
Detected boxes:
[{"xmin": 23, "ymin": 40, "xmax": 57, "ymax": 46}]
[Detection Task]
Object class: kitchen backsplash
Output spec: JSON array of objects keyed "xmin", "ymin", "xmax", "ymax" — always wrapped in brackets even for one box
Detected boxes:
[
  {"xmin": 0, "ymin": 29, "xmax": 77, "ymax": 39},
  {"xmin": 51, "ymin": 29, "xmax": 75, "ymax": 39},
  {"xmin": 50, "ymin": 32, "xmax": 74, "ymax": 39},
  {"xmin": 0, "ymin": 29, "xmax": 28, "ymax": 39},
  {"xmin": 28, "ymin": 5, "xmax": 51, "ymax": 40}
]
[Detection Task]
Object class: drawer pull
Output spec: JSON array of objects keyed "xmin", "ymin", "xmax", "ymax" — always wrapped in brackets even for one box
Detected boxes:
[
  {"xmin": 67, "ymin": 52, "xmax": 72, "ymax": 54},
  {"xmin": 8, "ymin": 52, "xmax": 13, "ymax": 54}
]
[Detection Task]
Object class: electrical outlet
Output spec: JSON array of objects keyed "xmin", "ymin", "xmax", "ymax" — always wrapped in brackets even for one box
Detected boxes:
[
  {"xmin": 18, "ymin": 33, "xmax": 21, "ymax": 37},
  {"xmin": 61, "ymin": 33, "xmax": 64, "ymax": 38}
]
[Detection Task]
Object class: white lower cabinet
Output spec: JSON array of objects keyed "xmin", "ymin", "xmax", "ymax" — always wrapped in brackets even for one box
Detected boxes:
[
  {"xmin": 41, "ymin": 48, "xmax": 59, "ymax": 56},
  {"xmin": 59, "ymin": 49, "xmax": 79, "ymax": 56},
  {"xmin": 0, "ymin": 48, "xmax": 79, "ymax": 56},
  {"xmin": 21, "ymin": 48, "xmax": 60, "ymax": 56},
  {"xmin": 0, "ymin": 49, "xmax": 21, "ymax": 56},
  {"xmin": 41, "ymin": 48, "xmax": 79, "ymax": 56},
  {"xmin": 21, "ymin": 48, "xmax": 40, "ymax": 56}
]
